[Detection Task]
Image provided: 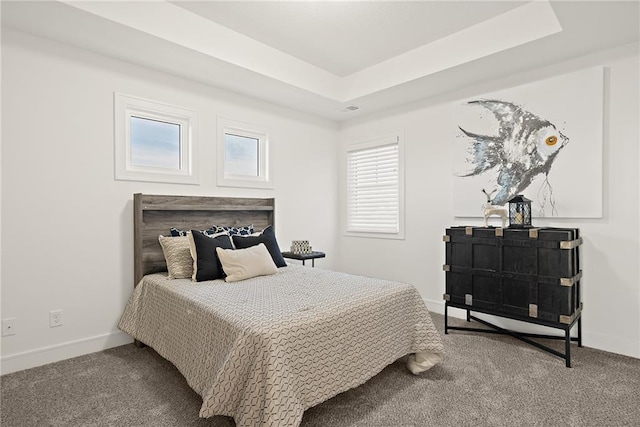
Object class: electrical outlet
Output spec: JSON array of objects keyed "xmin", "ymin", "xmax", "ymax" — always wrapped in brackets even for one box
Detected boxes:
[
  {"xmin": 2, "ymin": 318, "xmax": 17, "ymax": 336},
  {"xmin": 49, "ymin": 310, "xmax": 63, "ymax": 328}
]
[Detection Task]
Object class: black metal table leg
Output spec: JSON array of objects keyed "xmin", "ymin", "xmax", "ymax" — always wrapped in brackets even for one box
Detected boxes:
[
  {"xmin": 565, "ymin": 328, "xmax": 572, "ymax": 367},
  {"xmin": 578, "ymin": 316, "xmax": 583, "ymax": 347},
  {"xmin": 444, "ymin": 303, "xmax": 449, "ymax": 334}
]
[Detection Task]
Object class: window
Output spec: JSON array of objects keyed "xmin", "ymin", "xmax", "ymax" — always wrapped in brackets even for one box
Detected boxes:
[
  {"xmin": 217, "ymin": 118, "xmax": 271, "ymax": 189},
  {"xmin": 114, "ymin": 93, "xmax": 198, "ymax": 184},
  {"xmin": 224, "ymin": 133, "xmax": 259, "ymax": 177},
  {"xmin": 345, "ymin": 134, "xmax": 404, "ymax": 239}
]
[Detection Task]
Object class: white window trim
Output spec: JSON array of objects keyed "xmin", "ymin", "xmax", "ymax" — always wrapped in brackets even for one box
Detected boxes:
[
  {"xmin": 217, "ymin": 117, "xmax": 272, "ymax": 189},
  {"xmin": 344, "ymin": 133, "xmax": 405, "ymax": 240},
  {"xmin": 114, "ymin": 93, "xmax": 198, "ymax": 185}
]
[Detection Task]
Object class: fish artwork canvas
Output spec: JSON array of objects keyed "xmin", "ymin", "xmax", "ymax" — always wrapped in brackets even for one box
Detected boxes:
[{"xmin": 452, "ymin": 67, "xmax": 604, "ymax": 219}]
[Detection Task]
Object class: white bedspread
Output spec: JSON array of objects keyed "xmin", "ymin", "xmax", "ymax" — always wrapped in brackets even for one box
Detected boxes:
[{"xmin": 118, "ymin": 265, "xmax": 444, "ymax": 427}]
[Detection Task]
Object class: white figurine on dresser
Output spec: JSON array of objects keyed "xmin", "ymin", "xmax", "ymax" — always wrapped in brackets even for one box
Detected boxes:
[{"xmin": 481, "ymin": 189, "xmax": 508, "ymax": 227}]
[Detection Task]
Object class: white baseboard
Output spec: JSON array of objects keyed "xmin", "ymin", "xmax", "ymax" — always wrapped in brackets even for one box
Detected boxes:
[
  {"xmin": 425, "ymin": 298, "xmax": 463, "ymax": 317},
  {"xmin": 2, "ymin": 304, "xmax": 637, "ymax": 375},
  {"xmin": 582, "ymin": 330, "xmax": 640, "ymax": 359},
  {"xmin": 1, "ymin": 331, "xmax": 133, "ymax": 375},
  {"xmin": 424, "ymin": 298, "xmax": 639, "ymax": 359}
]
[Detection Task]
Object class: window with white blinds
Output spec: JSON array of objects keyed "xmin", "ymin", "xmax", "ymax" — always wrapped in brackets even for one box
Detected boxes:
[{"xmin": 346, "ymin": 135, "xmax": 404, "ymax": 238}]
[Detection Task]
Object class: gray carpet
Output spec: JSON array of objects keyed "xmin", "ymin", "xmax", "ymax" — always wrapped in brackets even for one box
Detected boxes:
[{"xmin": 2, "ymin": 314, "xmax": 639, "ymax": 427}]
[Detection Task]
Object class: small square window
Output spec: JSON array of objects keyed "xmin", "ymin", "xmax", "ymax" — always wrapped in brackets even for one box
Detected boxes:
[
  {"xmin": 224, "ymin": 133, "xmax": 259, "ymax": 177},
  {"xmin": 130, "ymin": 116, "xmax": 181, "ymax": 170},
  {"xmin": 115, "ymin": 93, "xmax": 198, "ymax": 184},
  {"xmin": 217, "ymin": 118, "xmax": 271, "ymax": 189}
]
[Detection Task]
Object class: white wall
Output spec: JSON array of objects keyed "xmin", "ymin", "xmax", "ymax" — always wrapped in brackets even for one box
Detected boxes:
[
  {"xmin": 0, "ymin": 29, "xmax": 339, "ymax": 374},
  {"xmin": 337, "ymin": 43, "xmax": 640, "ymax": 359},
  {"xmin": 2, "ymin": 28, "xmax": 638, "ymax": 376}
]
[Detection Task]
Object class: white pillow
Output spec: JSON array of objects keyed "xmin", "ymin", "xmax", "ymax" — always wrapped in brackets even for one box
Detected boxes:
[
  {"xmin": 158, "ymin": 235, "xmax": 193, "ymax": 279},
  {"xmin": 216, "ymin": 243, "xmax": 278, "ymax": 282}
]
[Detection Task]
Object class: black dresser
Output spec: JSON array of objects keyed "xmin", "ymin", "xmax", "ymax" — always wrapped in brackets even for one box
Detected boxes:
[{"xmin": 443, "ymin": 226, "xmax": 583, "ymax": 367}]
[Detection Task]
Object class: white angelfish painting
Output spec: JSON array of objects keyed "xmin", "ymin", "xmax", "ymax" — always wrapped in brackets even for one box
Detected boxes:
[{"xmin": 452, "ymin": 66, "xmax": 604, "ymax": 219}]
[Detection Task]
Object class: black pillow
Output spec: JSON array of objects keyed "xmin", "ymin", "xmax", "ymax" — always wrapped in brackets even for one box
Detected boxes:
[
  {"xmin": 232, "ymin": 225, "xmax": 287, "ymax": 268},
  {"xmin": 191, "ymin": 230, "xmax": 233, "ymax": 281}
]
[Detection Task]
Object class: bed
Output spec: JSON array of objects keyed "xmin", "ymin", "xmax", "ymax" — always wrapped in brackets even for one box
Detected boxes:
[{"xmin": 118, "ymin": 193, "xmax": 444, "ymax": 427}]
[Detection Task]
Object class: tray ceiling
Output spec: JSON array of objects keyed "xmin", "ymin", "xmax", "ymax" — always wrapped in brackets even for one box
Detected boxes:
[{"xmin": 2, "ymin": 1, "xmax": 638, "ymax": 121}]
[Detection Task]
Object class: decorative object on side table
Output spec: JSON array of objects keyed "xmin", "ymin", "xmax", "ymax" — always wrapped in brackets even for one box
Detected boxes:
[
  {"xmin": 290, "ymin": 240, "xmax": 312, "ymax": 254},
  {"xmin": 508, "ymin": 195, "xmax": 532, "ymax": 228},
  {"xmin": 281, "ymin": 251, "xmax": 326, "ymax": 267}
]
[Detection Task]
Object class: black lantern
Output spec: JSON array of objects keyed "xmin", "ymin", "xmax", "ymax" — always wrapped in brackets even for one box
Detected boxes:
[{"xmin": 508, "ymin": 195, "xmax": 532, "ymax": 228}]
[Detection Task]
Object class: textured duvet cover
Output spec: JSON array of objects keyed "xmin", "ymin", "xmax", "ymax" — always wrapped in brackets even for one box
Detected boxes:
[{"xmin": 118, "ymin": 265, "xmax": 444, "ymax": 427}]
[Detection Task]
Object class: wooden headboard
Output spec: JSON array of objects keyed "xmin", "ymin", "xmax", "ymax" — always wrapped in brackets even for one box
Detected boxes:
[{"xmin": 133, "ymin": 193, "xmax": 275, "ymax": 286}]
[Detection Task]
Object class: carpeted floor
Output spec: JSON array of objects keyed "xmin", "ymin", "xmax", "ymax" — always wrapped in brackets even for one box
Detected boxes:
[{"xmin": 2, "ymin": 313, "xmax": 639, "ymax": 427}]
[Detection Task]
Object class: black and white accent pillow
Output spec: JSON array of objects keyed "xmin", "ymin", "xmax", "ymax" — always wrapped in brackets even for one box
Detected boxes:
[
  {"xmin": 170, "ymin": 227, "xmax": 219, "ymax": 237},
  {"xmin": 211, "ymin": 224, "xmax": 254, "ymax": 236},
  {"xmin": 171, "ymin": 224, "xmax": 254, "ymax": 237}
]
